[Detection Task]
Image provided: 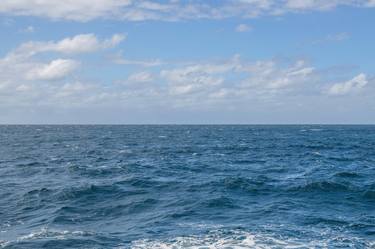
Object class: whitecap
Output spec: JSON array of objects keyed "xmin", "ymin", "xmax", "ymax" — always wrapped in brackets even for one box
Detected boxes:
[
  {"xmin": 131, "ymin": 231, "xmax": 258, "ymax": 249},
  {"xmin": 309, "ymin": 128, "xmax": 323, "ymax": 132},
  {"xmin": 17, "ymin": 227, "xmax": 74, "ymax": 241},
  {"xmin": 1, "ymin": 227, "xmax": 95, "ymax": 248},
  {"xmin": 49, "ymin": 156, "xmax": 59, "ymax": 161},
  {"xmin": 215, "ymin": 153, "xmax": 225, "ymax": 157},
  {"xmin": 119, "ymin": 149, "xmax": 132, "ymax": 154},
  {"xmin": 130, "ymin": 230, "xmax": 372, "ymax": 249},
  {"xmin": 0, "ymin": 240, "xmax": 9, "ymax": 248}
]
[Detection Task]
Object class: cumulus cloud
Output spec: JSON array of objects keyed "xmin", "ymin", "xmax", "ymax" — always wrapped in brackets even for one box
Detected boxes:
[
  {"xmin": 113, "ymin": 56, "xmax": 369, "ymax": 106},
  {"xmin": 0, "ymin": 33, "xmax": 124, "ymax": 109},
  {"xmin": 0, "ymin": 0, "xmax": 132, "ymax": 22},
  {"xmin": 0, "ymin": 35, "xmax": 372, "ymax": 114},
  {"xmin": 0, "ymin": 0, "xmax": 374, "ymax": 21},
  {"xmin": 239, "ymin": 59, "xmax": 316, "ymax": 90},
  {"xmin": 327, "ymin": 73, "xmax": 368, "ymax": 95},
  {"xmin": 53, "ymin": 33, "xmax": 125, "ymax": 54},
  {"xmin": 0, "ymin": 33, "xmax": 124, "ymax": 90},
  {"xmin": 148, "ymin": 57, "xmax": 317, "ymax": 103},
  {"xmin": 160, "ymin": 59, "xmax": 239, "ymax": 95},
  {"xmin": 12, "ymin": 33, "xmax": 125, "ymax": 58},
  {"xmin": 26, "ymin": 59, "xmax": 80, "ymax": 81}
]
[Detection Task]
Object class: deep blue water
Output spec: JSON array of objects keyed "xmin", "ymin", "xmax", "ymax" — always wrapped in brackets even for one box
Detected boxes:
[{"xmin": 0, "ymin": 125, "xmax": 374, "ymax": 248}]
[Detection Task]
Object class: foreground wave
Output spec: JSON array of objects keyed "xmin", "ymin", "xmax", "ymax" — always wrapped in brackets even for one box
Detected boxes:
[
  {"xmin": 2, "ymin": 228, "xmax": 373, "ymax": 248},
  {"xmin": 132, "ymin": 229, "xmax": 374, "ymax": 249}
]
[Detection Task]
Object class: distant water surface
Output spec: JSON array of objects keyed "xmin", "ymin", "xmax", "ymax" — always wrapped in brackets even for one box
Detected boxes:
[{"xmin": 0, "ymin": 125, "xmax": 374, "ymax": 248}]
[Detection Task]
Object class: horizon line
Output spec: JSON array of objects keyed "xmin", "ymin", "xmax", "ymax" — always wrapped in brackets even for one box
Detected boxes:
[{"xmin": 0, "ymin": 123, "xmax": 375, "ymax": 126}]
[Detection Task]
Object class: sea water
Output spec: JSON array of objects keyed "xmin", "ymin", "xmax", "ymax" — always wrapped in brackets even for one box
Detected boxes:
[{"xmin": 0, "ymin": 125, "xmax": 374, "ymax": 248}]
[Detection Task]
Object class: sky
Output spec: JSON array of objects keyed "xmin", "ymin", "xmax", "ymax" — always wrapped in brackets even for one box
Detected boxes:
[{"xmin": 0, "ymin": 0, "xmax": 375, "ymax": 124}]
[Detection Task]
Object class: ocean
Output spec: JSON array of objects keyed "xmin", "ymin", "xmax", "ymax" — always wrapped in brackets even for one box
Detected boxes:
[{"xmin": 0, "ymin": 125, "xmax": 374, "ymax": 248}]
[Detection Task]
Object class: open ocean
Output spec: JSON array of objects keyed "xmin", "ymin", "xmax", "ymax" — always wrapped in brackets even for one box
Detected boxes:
[{"xmin": 0, "ymin": 125, "xmax": 374, "ymax": 248}]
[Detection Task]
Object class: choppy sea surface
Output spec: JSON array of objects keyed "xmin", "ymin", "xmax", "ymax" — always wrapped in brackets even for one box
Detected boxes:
[{"xmin": 0, "ymin": 125, "xmax": 374, "ymax": 248}]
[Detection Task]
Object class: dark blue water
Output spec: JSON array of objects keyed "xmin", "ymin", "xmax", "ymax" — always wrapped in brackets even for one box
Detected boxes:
[{"xmin": 0, "ymin": 125, "xmax": 374, "ymax": 248}]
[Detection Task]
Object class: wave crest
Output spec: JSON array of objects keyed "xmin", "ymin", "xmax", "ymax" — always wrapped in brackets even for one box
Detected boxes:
[{"xmin": 130, "ymin": 230, "xmax": 373, "ymax": 249}]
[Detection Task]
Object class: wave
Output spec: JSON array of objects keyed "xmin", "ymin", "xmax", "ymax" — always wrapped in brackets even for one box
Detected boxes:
[
  {"xmin": 187, "ymin": 176, "xmax": 273, "ymax": 195},
  {"xmin": 363, "ymin": 190, "xmax": 375, "ymax": 200},
  {"xmin": 130, "ymin": 229, "xmax": 373, "ymax": 249},
  {"xmin": 222, "ymin": 176, "xmax": 271, "ymax": 193},
  {"xmin": 289, "ymin": 180, "xmax": 352, "ymax": 192},
  {"xmin": 0, "ymin": 228, "xmax": 96, "ymax": 249},
  {"xmin": 334, "ymin": 172, "xmax": 361, "ymax": 178},
  {"xmin": 204, "ymin": 196, "xmax": 238, "ymax": 209},
  {"xmin": 57, "ymin": 184, "xmax": 121, "ymax": 202}
]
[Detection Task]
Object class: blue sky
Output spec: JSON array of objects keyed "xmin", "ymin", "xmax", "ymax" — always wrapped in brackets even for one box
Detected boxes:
[{"xmin": 0, "ymin": 0, "xmax": 374, "ymax": 124}]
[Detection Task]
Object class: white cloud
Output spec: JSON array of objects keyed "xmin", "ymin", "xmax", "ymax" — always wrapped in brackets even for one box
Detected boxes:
[
  {"xmin": 0, "ymin": 0, "xmax": 374, "ymax": 21},
  {"xmin": 56, "ymin": 82, "xmax": 95, "ymax": 98},
  {"xmin": 0, "ymin": 0, "xmax": 132, "ymax": 21},
  {"xmin": 26, "ymin": 59, "xmax": 79, "ymax": 81},
  {"xmin": 0, "ymin": 33, "xmax": 124, "ymax": 108},
  {"xmin": 160, "ymin": 61, "xmax": 237, "ymax": 95},
  {"xmin": 327, "ymin": 73, "xmax": 368, "ymax": 95},
  {"xmin": 240, "ymin": 59, "xmax": 316, "ymax": 90},
  {"xmin": 0, "ymin": 33, "xmax": 125, "ymax": 89},
  {"xmin": 0, "ymin": 37, "xmax": 373, "ymax": 115},
  {"xmin": 235, "ymin": 24, "xmax": 252, "ymax": 32},
  {"xmin": 128, "ymin": 71, "xmax": 154, "ymax": 83},
  {"xmin": 53, "ymin": 33, "xmax": 123, "ymax": 54},
  {"xmin": 0, "ymin": 33, "xmax": 122, "ymax": 81},
  {"xmin": 13, "ymin": 33, "xmax": 125, "ymax": 57},
  {"xmin": 155, "ymin": 57, "xmax": 317, "ymax": 101},
  {"xmin": 285, "ymin": 0, "xmax": 337, "ymax": 10}
]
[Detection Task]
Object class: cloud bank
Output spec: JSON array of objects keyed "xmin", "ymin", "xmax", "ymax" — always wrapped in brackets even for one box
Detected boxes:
[
  {"xmin": 1, "ymin": 34, "xmax": 371, "ymax": 112},
  {"xmin": 0, "ymin": 0, "xmax": 374, "ymax": 21}
]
